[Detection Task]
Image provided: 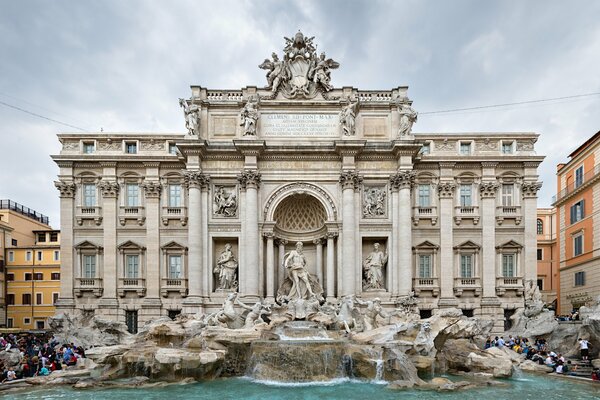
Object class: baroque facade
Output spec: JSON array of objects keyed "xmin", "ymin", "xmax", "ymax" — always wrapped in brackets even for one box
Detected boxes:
[{"xmin": 52, "ymin": 33, "xmax": 543, "ymax": 333}]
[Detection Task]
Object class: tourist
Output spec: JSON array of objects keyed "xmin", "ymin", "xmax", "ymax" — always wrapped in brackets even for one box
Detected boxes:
[
  {"xmin": 591, "ymin": 368, "xmax": 599, "ymax": 381},
  {"xmin": 497, "ymin": 336, "xmax": 506, "ymax": 347},
  {"xmin": 555, "ymin": 361, "xmax": 564, "ymax": 374},
  {"xmin": 4, "ymin": 368, "xmax": 16, "ymax": 382},
  {"xmin": 579, "ymin": 338, "xmax": 592, "ymax": 361}
]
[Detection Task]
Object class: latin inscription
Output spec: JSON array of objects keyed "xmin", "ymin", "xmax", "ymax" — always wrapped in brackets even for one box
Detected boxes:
[{"xmin": 261, "ymin": 113, "xmax": 338, "ymax": 136}]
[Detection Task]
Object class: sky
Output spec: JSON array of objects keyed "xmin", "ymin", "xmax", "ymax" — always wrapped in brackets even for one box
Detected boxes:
[{"xmin": 1, "ymin": 0, "xmax": 599, "ymax": 228}]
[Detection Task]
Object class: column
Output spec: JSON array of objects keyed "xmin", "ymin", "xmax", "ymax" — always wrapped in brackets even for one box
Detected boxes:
[
  {"xmin": 339, "ymin": 171, "xmax": 362, "ymax": 296},
  {"xmin": 277, "ymin": 238, "xmax": 287, "ymax": 288},
  {"xmin": 201, "ymin": 184, "xmax": 210, "ymax": 297},
  {"xmin": 480, "ymin": 180, "xmax": 499, "ymax": 298},
  {"xmin": 314, "ymin": 238, "xmax": 323, "ymax": 285},
  {"xmin": 438, "ymin": 181, "xmax": 456, "ymax": 303},
  {"xmin": 389, "ymin": 185, "xmax": 399, "ymax": 296},
  {"xmin": 522, "ymin": 182, "xmax": 542, "ymax": 282},
  {"xmin": 265, "ymin": 232, "xmax": 275, "ymax": 300},
  {"xmin": 326, "ymin": 233, "xmax": 337, "ymax": 300},
  {"xmin": 54, "ymin": 181, "xmax": 76, "ymax": 310},
  {"xmin": 238, "ymin": 170, "xmax": 261, "ymax": 299},
  {"xmin": 142, "ymin": 181, "xmax": 161, "ymax": 302},
  {"xmin": 391, "ymin": 171, "xmax": 415, "ymax": 296},
  {"xmin": 98, "ymin": 179, "xmax": 119, "ymax": 313}
]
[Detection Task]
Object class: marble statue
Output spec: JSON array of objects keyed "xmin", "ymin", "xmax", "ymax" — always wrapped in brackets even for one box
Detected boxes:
[
  {"xmin": 397, "ymin": 103, "xmax": 417, "ymax": 137},
  {"xmin": 394, "ymin": 291, "xmax": 419, "ymax": 317},
  {"xmin": 340, "ymin": 98, "xmax": 359, "ymax": 136},
  {"xmin": 206, "ymin": 292, "xmax": 238, "ymax": 328},
  {"xmin": 355, "ymin": 297, "xmax": 390, "ymax": 331},
  {"xmin": 214, "ymin": 244, "xmax": 238, "ymax": 290},
  {"xmin": 363, "ymin": 187, "xmax": 386, "ymax": 217},
  {"xmin": 524, "ymin": 279, "xmax": 542, "ymax": 303},
  {"xmin": 236, "ymin": 298, "xmax": 271, "ymax": 328},
  {"xmin": 179, "ymin": 98, "xmax": 201, "ymax": 135},
  {"xmin": 259, "ymin": 52, "xmax": 289, "ymax": 93},
  {"xmin": 284, "ymin": 31, "xmax": 316, "ymax": 58},
  {"xmin": 239, "ymin": 95, "xmax": 260, "ymax": 136},
  {"xmin": 336, "ymin": 296, "xmax": 361, "ymax": 333},
  {"xmin": 362, "ymin": 243, "xmax": 388, "ymax": 290},
  {"xmin": 309, "ymin": 52, "xmax": 339, "ymax": 92},
  {"xmin": 214, "ymin": 186, "xmax": 237, "ymax": 217},
  {"xmin": 277, "ymin": 242, "xmax": 324, "ymax": 304}
]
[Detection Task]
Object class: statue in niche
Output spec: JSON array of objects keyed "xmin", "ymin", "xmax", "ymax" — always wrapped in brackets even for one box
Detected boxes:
[
  {"xmin": 308, "ymin": 52, "xmax": 340, "ymax": 92},
  {"xmin": 397, "ymin": 102, "xmax": 418, "ymax": 137},
  {"xmin": 363, "ymin": 187, "xmax": 386, "ymax": 217},
  {"xmin": 340, "ymin": 98, "xmax": 359, "ymax": 136},
  {"xmin": 214, "ymin": 186, "xmax": 237, "ymax": 217},
  {"xmin": 277, "ymin": 242, "xmax": 324, "ymax": 304},
  {"xmin": 259, "ymin": 52, "xmax": 289, "ymax": 94},
  {"xmin": 362, "ymin": 243, "xmax": 388, "ymax": 290},
  {"xmin": 239, "ymin": 95, "xmax": 260, "ymax": 136},
  {"xmin": 355, "ymin": 297, "xmax": 390, "ymax": 331},
  {"xmin": 214, "ymin": 243, "xmax": 238, "ymax": 290},
  {"xmin": 179, "ymin": 98, "xmax": 201, "ymax": 135}
]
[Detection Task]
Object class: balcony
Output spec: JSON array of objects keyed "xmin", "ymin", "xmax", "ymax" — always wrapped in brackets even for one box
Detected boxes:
[
  {"xmin": 161, "ymin": 278, "xmax": 188, "ymax": 297},
  {"xmin": 118, "ymin": 277, "xmax": 146, "ymax": 297},
  {"xmin": 412, "ymin": 206, "xmax": 438, "ymax": 226},
  {"xmin": 76, "ymin": 206, "xmax": 102, "ymax": 226},
  {"xmin": 496, "ymin": 205, "xmax": 522, "ymax": 225},
  {"xmin": 496, "ymin": 276, "xmax": 524, "ymax": 296},
  {"xmin": 161, "ymin": 206, "xmax": 188, "ymax": 226},
  {"xmin": 119, "ymin": 206, "xmax": 145, "ymax": 226},
  {"xmin": 74, "ymin": 277, "xmax": 103, "ymax": 297},
  {"xmin": 454, "ymin": 205, "xmax": 479, "ymax": 225},
  {"xmin": 413, "ymin": 277, "xmax": 439, "ymax": 297},
  {"xmin": 453, "ymin": 277, "xmax": 481, "ymax": 297},
  {"xmin": 553, "ymin": 164, "xmax": 600, "ymax": 205}
]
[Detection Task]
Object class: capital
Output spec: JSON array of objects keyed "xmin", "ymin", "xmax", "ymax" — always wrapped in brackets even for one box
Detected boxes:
[
  {"xmin": 141, "ymin": 181, "xmax": 162, "ymax": 198},
  {"xmin": 437, "ymin": 181, "xmax": 456, "ymax": 198},
  {"xmin": 98, "ymin": 181, "xmax": 120, "ymax": 198},
  {"xmin": 237, "ymin": 169, "xmax": 262, "ymax": 189},
  {"xmin": 479, "ymin": 181, "xmax": 499, "ymax": 198},
  {"xmin": 54, "ymin": 181, "xmax": 76, "ymax": 198},
  {"xmin": 389, "ymin": 170, "xmax": 415, "ymax": 190},
  {"xmin": 521, "ymin": 181, "xmax": 542, "ymax": 198},
  {"xmin": 182, "ymin": 170, "xmax": 210, "ymax": 189},
  {"xmin": 339, "ymin": 170, "xmax": 363, "ymax": 190}
]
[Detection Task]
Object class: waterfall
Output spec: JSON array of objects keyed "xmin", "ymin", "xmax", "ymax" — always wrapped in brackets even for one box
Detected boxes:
[{"xmin": 374, "ymin": 359, "xmax": 384, "ymax": 382}]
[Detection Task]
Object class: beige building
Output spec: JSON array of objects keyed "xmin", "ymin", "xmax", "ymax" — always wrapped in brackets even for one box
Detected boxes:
[{"xmin": 51, "ymin": 33, "xmax": 543, "ymax": 333}]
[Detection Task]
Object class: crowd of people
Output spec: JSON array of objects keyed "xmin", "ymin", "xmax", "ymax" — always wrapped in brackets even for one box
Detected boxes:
[
  {"xmin": 556, "ymin": 310, "xmax": 580, "ymax": 321},
  {"xmin": 0, "ymin": 333, "xmax": 85, "ymax": 382}
]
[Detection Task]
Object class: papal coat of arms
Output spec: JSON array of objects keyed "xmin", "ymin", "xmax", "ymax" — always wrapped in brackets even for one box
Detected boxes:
[{"xmin": 259, "ymin": 31, "xmax": 340, "ymax": 99}]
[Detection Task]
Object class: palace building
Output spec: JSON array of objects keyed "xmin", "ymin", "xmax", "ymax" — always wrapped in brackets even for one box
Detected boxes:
[{"xmin": 52, "ymin": 33, "xmax": 543, "ymax": 333}]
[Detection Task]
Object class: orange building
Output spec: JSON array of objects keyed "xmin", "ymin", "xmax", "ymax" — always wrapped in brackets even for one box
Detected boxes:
[
  {"xmin": 536, "ymin": 208, "xmax": 557, "ymax": 306},
  {"xmin": 553, "ymin": 131, "xmax": 600, "ymax": 314}
]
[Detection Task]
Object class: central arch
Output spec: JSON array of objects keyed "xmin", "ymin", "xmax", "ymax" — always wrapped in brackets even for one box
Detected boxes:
[{"xmin": 263, "ymin": 182, "xmax": 337, "ymax": 223}]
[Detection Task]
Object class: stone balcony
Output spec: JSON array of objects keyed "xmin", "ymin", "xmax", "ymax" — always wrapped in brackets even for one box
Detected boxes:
[
  {"xmin": 118, "ymin": 206, "xmax": 145, "ymax": 226},
  {"xmin": 118, "ymin": 277, "xmax": 146, "ymax": 297},
  {"xmin": 496, "ymin": 277, "xmax": 524, "ymax": 296},
  {"xmin": 75, "ymin": 205, "xmax": 102, "ymax": 226},
  {"xmin": 413, "ymin": 277, "xmax": 439, "ymax": 297},
  {"xmin": 160, "ymin": 278, "xmax": 188, "ymax": 297},
  {"xmin": 453, "ymin": 277, "xmax": 482, "ymax": 297},
  {"xmin": 496, "ymin": 205, "xmax": 522, "ymax": 225},
  {"xmin": 74, "ymin": 277, "xmax": 103, "ymax": 297},
  {"xmin": 412, "ymin": 206, "xmax": 438, "ymax": 226},
  {"xmin": 161, "ymin": 206, "xmax": 188, "ymax": 226},
  {"xmin": 454, "ymin": 206, "xmax": 479, "ymax": 225}
]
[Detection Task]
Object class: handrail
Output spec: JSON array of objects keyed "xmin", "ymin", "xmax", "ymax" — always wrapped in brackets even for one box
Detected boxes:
[{"xmin": 553, "ymin": 164, "xmax": 600, "ymax": 204}]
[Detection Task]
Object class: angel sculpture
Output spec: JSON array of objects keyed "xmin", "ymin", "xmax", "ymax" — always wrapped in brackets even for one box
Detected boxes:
[
  {"xmin": 178, "ymin": 98, "xmax": 200, "ymax": 135},
  {"xmin": 258, "ymin": 52, "xmax": 289, "ymax": 93},
  {"xmin": 309, "ymin": 52, "xmax": 340, "ymax": 92}
]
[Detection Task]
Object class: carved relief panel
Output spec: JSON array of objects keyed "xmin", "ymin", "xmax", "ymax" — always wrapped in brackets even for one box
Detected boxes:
[
  {"xmin": 213, "ymin": 185, "xmax": 238, "ymax": 218},
  {"xmin": 362, "ymin": 185, "xmax": 387, "ymax": 218}
]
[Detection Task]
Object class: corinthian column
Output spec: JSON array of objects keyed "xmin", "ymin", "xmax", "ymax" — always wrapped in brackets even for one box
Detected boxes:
[
  {"xmin": 339, "ymin": 171, "xmax": 362, "ymax": 296},
  {"xmin": 522, "ymin": 181, "xmax": 542, "ymax": 283},
  {"xmin": 141, "ymin": 181, "xmax": 161, "ymax": 301},
  {"xmin": 98, "ymin": 179, "xmax": 120, "ymax": 310},
  {"xmin": 326, "ymin": 232, "xmax": 337, "ymax": 300},
  {"xmin": 264, "ymin": 232, "xmax": 275, "ymax": 300},
  {"xmin": 480, "ymin": 180, "xmax": 499, "ymax": 298},
  {"xmin": 54, "ymin": 180, "xmax": 76, "ymax": 310},
  {"xmin": 437, "ymin": 181, "xmax": 456, "ymax": 301},
  {"xmin": 238, "ymin": 170, "xmax": 262, "ymax": 299},
  {"xmin": 390, "ymin": 170, "xmax": 415, "ymax": 296}
]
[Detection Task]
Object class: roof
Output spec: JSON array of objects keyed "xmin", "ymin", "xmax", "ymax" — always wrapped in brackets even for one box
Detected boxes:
[{"xmin": 568, "ymin": 130, "xmax": 600, "ymax": 159}]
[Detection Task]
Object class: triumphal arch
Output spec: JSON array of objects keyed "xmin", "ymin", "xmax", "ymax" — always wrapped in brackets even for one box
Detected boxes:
[{"xmin": 53, "ymin": 32, "xmax": 543, "ymax": 332}]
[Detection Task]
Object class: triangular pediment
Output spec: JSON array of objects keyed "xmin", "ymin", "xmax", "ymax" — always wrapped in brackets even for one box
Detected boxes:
[
  {"xmin": 496, "ymin": 240, "xmax": 522, "ymax": 250},
  {"xmin": 453, "ymin": 240, "xmax": 480, "ymax": 250},
  {"xmin": 161, "ymin": 241, "xmax": 187, "ymax": 251},
  {"xmin": 75, "ymin": 240, "xmax": 103, "ymax": 250},
  {"xmin": 413, "ymin": 240, "xmax": 439, "ymax": 250},
  {"xmin": 117, "ymin": 240, "xmax": 145, "ymax": 250}
]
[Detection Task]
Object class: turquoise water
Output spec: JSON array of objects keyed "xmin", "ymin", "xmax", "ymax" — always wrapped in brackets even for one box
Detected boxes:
[{"xmin": 4, "ymin": 375, "xmax": 600, "ymax": 400}]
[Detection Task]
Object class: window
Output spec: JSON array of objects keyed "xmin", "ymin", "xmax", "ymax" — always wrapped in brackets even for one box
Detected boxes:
[
  {"xmin": 169, "ymin": 255, "xmax": 182, "ymax": 279},
  {"xmin": 460, "ymin": 254, "xmax": 473, "ymax": 278},
  {"xmin": 6, "ymin": 294, "xmax": 14, "ymax": 305},
  {"xmin": 8, "ymin": 251, "xmax": 14, "ymax": 262},
  {"xmin": 34, "ymin": 272, "xmax": 43, "ymax": 280},
  {"xmin": 7, "ymin": 319, "xmax": 13, "ymax": 328},
  {"xmin": 37, "ymin": 233, "xmax": 46, "ymax": 242},
  {"xmin": 36, "ymin": 321, "xmax": 45, "ymax": 330},
  {"xmin": 460, "ymin": 184, "xmax": 472, "ymax": 207},
  {"xmin": 418, "ymin": 255, "xmax": 432, "ymax": 278},
  {"xmin": 125, "ymin": 141, "xmax": 137, "ymax": 154},
  {"xmin": 459, "ymin": 142, "xmax": 471, "ymax": 155},
  {"xmin": 53, "ymin": 293, "xmax": 59, "ymax": 304},
  {"xmin": 537, "ymin": 279, "xmax": 543, "ymax": 291},
  {"xmin": 51, "ymin": 272, "xmax": 60, "ymax": 280},
  {"xmin": 420, "ymin": 143, "xmax": 430, "ymax": 155},
  {"xmin": 83, "ymin": 184, "xmax": 96, "ymax": 207},
  {"xmin": 125, "ymin": 255, "xmax": 140, "ymax": 278},
  {"xmin": 50, "ymin": 232, "xmax": 58, "ymax": 242},
  {"xmin": 537, "ymin": 219, "xmax": 543, "ymax": 235},
  {"xmin": 575, "ymin": 271, "xmax": 585, "ymax": 286},
  {"xmin": 126, "ymin": 310, "xmax": 138, "ymax": 334},
  {"xmin": 570, "ymin": 200, "xmax": 585, "ymax": 224},
  {"xmin": 83, "ymin": 142, "xmax": 95, "ymax": 154},
  {"xmin": 37, "ymin": 251, "xmax": 43, "ymax": 261},
  {"xmin": 36, "ymin": 293, "xmax": 43, "ymax": 305},
  {"xmin": 574, "ymin": 233, "xmax": 584, "ymax": 256},
  {"xmin": 7, "ymin": 273, "xmax": 14, "ymax": 281},
  {"xmin": 418, "ymin": 184, "xmax": 431, "ymax": 207},
  {"xmin": 83, "ymin": 255, "xmax": 96, "ymax": 278},
  {"xmin": 126, "ymin": 184, "xmax": 139, "ymax": 206},
  {"xmin": 24, "ymin": 273, "xmax": 32, "ymax": 281},
  {"xmin": 501, "ymin": 141, "xmax": 513, "ymax": 154},
  {"xmin": 23, "ymin": 318, "xmax": 31, "ymax": 325},
  {"xmin": 502, "ymin": 254, "xmax": 515, "ymax": 277},
  {"xmin": 501, "ymin": 184, "xmax": 514, "ymax": 206},
  {"xmin": 22, "ymin": 294, "xmax": 32, "ymax": 305},
  {"xmin": 26, "ymin": 251, "xmax": 32, "ymax": 262},
  {"xmin": 54, "ymin": 250, "xmax": 60, "ymax": 261},
  {"xmin": 537, "ymin": 248, "xmax": 543, "ymax": 260},
  {"xmin": 575, "ymin": 165, "xmax": 584, "ymax": 188},
  {"xmin": 169, "ymin": 185, "xmax": 182, "ymax": 207},
  {"xmin": 169, "ymin": 143, "xmax": 178, "ymax": 155},
  {"xmin": 11, "ymin": 239, "xmax": 17, "ymax": 246}
]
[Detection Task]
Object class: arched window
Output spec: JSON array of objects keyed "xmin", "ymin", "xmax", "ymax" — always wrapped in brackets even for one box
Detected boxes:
[{"xmin": 537, "ymin": 219, "xmax": 543, "ymax": 235}]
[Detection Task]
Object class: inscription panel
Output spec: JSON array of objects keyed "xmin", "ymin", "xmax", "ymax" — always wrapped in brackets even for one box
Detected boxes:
[{"xmin": 261, "ymin": 113, "xmax": 338, "ymax": 137}]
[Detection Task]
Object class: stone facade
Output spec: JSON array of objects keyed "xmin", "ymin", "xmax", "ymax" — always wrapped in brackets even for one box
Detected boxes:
[{"xmin": 52, "ymin": 33, "xmax": 543, "ymax": 333}]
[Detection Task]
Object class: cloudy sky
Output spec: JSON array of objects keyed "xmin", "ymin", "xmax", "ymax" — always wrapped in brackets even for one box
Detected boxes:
[{"xmin": 1, "ymin": 0, "xmax": 599, "ymax": 228}]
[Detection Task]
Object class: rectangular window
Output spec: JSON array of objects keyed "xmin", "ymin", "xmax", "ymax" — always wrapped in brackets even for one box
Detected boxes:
[
  {"xmin": 83, "ymin": 142, "xmax": 95, "ymax": 154},
  {"xmin": 83, "ymin": 255, "xmax": 96, "ymax": 278},
  {"xmin": 23, "ymin": 318, "xmax": 31, "ymax": 325},
  {"xmin": 53, "ymin": 293, "xmax": 59, "ymax": 304},
  {"xmin": 8, "ymin": 251, "xmax": 14, "ymax": 262},
  {"xmin": 126, "ymin": 184, "xmax": 139, "ymax": 206},
  {"xmin": 575, "ymin": 165, "xmax": 584, "ymax": 188},
  {"xmin": 11, "ymin": 239, "xmax": 17, "ymax": 246},
  {"xmin": 537, "ymin": 248, "xmax": 543, "ymax": 260},
  {"xmin": 24, "ymin": 273, "xmax": 32, "ymax": 281},
  {"xmin": 575, "ymin": 271, "xmax": 585, "ymax": 286},
  {"xmin": 7, "ymin": 273, "xmax": 14, "ymax": 281},
  {"xmin": 83, "ymin": 184, "xmax": 96, "ymax": 207},
  {"xmin": 54, "ymin": 250, "xmax": 60, "ymax": 261},
  {"xmin": 36, "ymin": 293, "xmax": 43, "ymax": 305},
  {"xmin": 125, "ymin": 142, "xmax": 137, "ymax": 154},
  {"xmin": 26, "ymin": 251, "xmax": 32, "ymax": 262},
  {"xmin": 537, "ymin": 279, "xmax": 543, "ymax": 291},
  {"xmin": 418, "ymin": 255, "xmax": 432, "ymax": 278},
  {"xmin": 7, "ymin": 319, "xmax": 13, "ymax": 328},
  {"xmin": 570, "ymin": 200, "xmax": 585, "ymax": 224},
  {"xmin": 37, "ymin": 233, "xmax": 46, "ymax": 242},
  {"xmin": 22, "ymin": 293, "xmax": 32, "ymax": 305},
  {"xmin": 6, "ymin": 294, "xmax": 14, "ymax": 305},
  {"xmin": 169, "ymin": 185, "xmax": 182, "ymax": 207},
  {"xmin": 574, "ymin": 234, "xmax": 584, "ymax": 256},
  {"xmin": 34, "ymin": 272, "xmax": 43, "ymax": 280},
  {"xmin": 50, "ymin": 232, "xmax": 58, "ymax": 242},
  {"xmin": 36, "ymin": 321, "xmax": 45, "ymax": 330},
  {"xmin": 51, "ymin": 272, "xmax": 60, "ymax": 280},
  {"xmin": 502, "ymin": 254, "xmax": 515, "ymax": 277},
  {"xmin": 460, "ymin": 254, "xmax": 473, "ymax": 278},
  {"xmin": 125, "ymin": 255, "xmax": 139, "ymax": 278},
  {"xmin": 460, "ymin": 184, "xmax": 472, "ymax": 207},
  {"xmin": 460, "ymin": 142, "xmax": 471, "ymax": 155},
  {"xmin": 501, "ymin": 142, "xmax": 513, "ymax": 154},
  {"xmin": 37, "ymin": 251, "xmax": 43, "ymax": 261},
  {"xmin": 169, "ymin": 255, "xmax": 182, "ymax": 279},
  {"xmin": 169, "ymin": 143, "xmax": 178, "ymax": 155},
  {"xmin": 418, "ymin": 184, "xmax": 431, "ymax": 207},
  {"xmin": 420, "ymin": 143, "xmax": 430, "ymax": 155},
  {"xmin": 501, "ymin": 184, "xmax": 514, "ymax": 206}
]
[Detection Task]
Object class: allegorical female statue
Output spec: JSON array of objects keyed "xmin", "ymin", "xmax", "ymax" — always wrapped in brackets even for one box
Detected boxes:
[
  {"xmin": 214, "ymin": 243, "xmax": 238, "ymax": 290},
  {"xmin": 362, "ymin": 243, "xmax": 388, "ymax": 290}
]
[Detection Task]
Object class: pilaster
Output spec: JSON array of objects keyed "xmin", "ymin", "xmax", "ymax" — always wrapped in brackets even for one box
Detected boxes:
[
  {"xmin": 437, "ymin": 180, "xmax": 456, "ymax": 303},
  {"xmin": 54, "ymin": 180, "xmax": 76, "ymax": 310}
]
